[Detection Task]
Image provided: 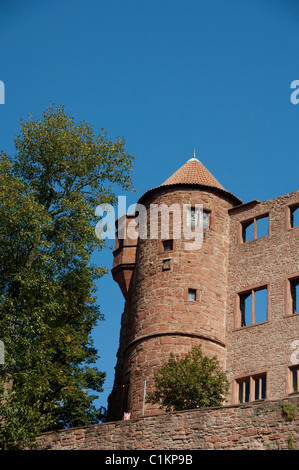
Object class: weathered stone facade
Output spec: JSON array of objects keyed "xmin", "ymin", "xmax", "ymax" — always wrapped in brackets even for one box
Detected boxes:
[
  {"xmin": 107, "ymin": 156, "xmax": 299, "ymax": 423},
  {"xmin": 226, "ymin": 191, "xmax": 299, "ymax": 403}
]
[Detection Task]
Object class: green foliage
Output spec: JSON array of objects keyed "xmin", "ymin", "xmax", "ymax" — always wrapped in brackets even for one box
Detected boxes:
[
  {"xmin": 0, "ymin": 105, "xmax": 134, "ymax": 449},
  {"xmin": 147, "ymin": 346, "xmax": 229, "ymax": 412},
  {"xmin": 288, "ymin": 433, "xmax": 296, "ymax": 450},
  {"xmin": 281, "ymin": 402, "xmax": 297, "ymax": 421}
]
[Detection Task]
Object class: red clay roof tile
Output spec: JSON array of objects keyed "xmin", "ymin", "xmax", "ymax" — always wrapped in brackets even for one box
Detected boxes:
[
  {"xmin": 161, "ymin": 157, "xmax": 225, "ymax": 190},
  {"xmin": 137, "ymin": 156, "xmax": 242, "ymax": 205}
]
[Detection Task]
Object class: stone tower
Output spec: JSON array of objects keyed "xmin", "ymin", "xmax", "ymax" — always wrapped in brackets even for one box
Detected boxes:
[{"xmin": 107, "ymin": 155, "xmax": 242, "ymax": 420}]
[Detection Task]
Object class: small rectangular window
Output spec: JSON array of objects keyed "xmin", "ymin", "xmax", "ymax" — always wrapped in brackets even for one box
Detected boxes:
[
  {"xmin": 163, "ymin": 240, "xmax": 173, "ymax": 252},
  {"xmin": 188, "ymin": 288, "xmax": 197, "ymax": 301},
  {"xmin": 187, "ymin": 208, "xmax": 210, "ymax": 229},
  {"xmin": 202, "ymin": 210, "xmax": 210, "ymax": 230},
  {"xmin": 239, "ymin": 286, "xmax": 268, "ymax": 327},
  {"xmin": 187, "ymin": 207, "xmax": 198, "ymax": 227},
  {"xmin": 162, "ymin": 258, "xmax": 171, "ymax": 271},
  {"xmin": 290, "ymin": 366, "xmax": 299, "ymax": 393},
  {"xmin": 290, "ymin": 278, "xmax": 299, "ymax": 314},
  {"xmin": 241, "ymin": 214, "xmax": 269, "ymax": 242}
]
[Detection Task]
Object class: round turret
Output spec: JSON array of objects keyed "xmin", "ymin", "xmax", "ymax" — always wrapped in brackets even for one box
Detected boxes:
[{"xmin": 107, "ymin": 156, "xmax": 241, "ymax": 420}]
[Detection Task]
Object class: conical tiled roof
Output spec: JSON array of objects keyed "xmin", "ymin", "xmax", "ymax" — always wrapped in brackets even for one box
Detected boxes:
[
  {"xmin": 138, "ymin": 154, "xmax": 242, "ymax": 205},
  {"xmin": 161, "ymin": 156, "xmax": 225, "ymax": 190}
]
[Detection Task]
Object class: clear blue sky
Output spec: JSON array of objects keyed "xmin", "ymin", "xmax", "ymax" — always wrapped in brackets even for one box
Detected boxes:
[{"xmin": 1, "ymin": 0, "xmax": 299, "ymax": 412}]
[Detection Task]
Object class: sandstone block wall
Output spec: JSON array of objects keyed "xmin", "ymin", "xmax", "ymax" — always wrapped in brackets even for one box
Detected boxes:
[
  {"xmin": 37, "ymin": 396, "xmax": 299, "ymax": 450},
  {"xmin": 226, "ymin": 190, "xmax": 299, "ymax": 404}
]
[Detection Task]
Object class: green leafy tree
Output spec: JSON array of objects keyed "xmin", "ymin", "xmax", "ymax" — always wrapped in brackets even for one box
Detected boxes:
[
  {"xmin": 0, "ymin": 105, "xmax": 134, "ymax": 449},
  {"xmin": 147, "ymin": 346, "xmax": 229, "ymax": 412}
]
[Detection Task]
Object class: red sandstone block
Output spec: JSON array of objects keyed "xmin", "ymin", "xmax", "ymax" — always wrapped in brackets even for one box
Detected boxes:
[{"xmin": 208, "ymin": 435, "xmax": 222, "ymax": 443}]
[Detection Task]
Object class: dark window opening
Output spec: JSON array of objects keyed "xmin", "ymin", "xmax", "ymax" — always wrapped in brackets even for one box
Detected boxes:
[
  {"xmin": 163, "ymin": 240, "xmax": 173, "ymax": 252},
  {"xmin": 162, "ymin": 258, "xmax": 171, "ymax": 271},
  {"xmin": 239, "ymin": 286, "xmax": 268, "ymax": 327},
  {"xmin": 238, "ymin": 379, "xmax": 250, "ymax": 403},
  {"xmin": 254, "ymin": 375, "xmax": 266, "ymax": 401},
  {"xmin": 290, "ymin": 278, "xmax": 299, "ymax": 314},
  {"xmin": 291, "ymin": 366, "xmax": 299, "ymax": 393},
  {"xmin": 188, "ymin": 288, "xmax": 197, "ymax": 301}
]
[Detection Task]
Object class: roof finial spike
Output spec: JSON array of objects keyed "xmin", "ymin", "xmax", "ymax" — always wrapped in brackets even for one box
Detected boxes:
[{"xmin": 188, "ymin": 148, "xmax": 198, "ymax": 161}]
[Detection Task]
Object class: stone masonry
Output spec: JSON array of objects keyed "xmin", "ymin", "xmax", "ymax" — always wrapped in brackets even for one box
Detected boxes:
[
  {"xmin": 37, "ymin": 396, "xmax": 299, "ymax": 450},
  {"xmin": 107, "ymin": 155, "xmax": 299, "ymax": 423}
]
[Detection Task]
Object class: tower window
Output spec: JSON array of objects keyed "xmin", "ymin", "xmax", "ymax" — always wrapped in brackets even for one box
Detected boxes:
[
  {"xmin": 238, "ymin": 286, "xmax": 268, "ymax": 327},
  {"xmin": 162, "ymin": 258, "xmax": 171, "ymax": 271},
  {"xmin": 163, "ymin": 240, "xmax": 173, "ymax": 252},
  {"xmin": 241, "ymin": 214, "xmax": 269, "ymax": 242},
  {"xmin": 187, "ymin": 207, "xmax": 210, "ymax": 229},
  {"xmin": 187, "ymin": 207, "xmax": 198, "ymax": 227},
  {"xmin": 203, "ymin": 210, "xmax": 210, "ymax": 230},
  {"xmin": 188, "ymin": 288, "xmax": 197, "ymax": 301}
]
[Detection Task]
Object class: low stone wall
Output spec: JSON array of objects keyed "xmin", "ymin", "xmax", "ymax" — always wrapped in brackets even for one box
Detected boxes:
[{"xmin": 37, "ymin": 397, "xmax": 299, "ymax": 450}]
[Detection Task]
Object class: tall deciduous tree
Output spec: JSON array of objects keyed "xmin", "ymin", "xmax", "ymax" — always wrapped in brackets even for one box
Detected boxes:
[{"xmin": 0, "ymin": 105, "xmax": 134, "ymax": 449}]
